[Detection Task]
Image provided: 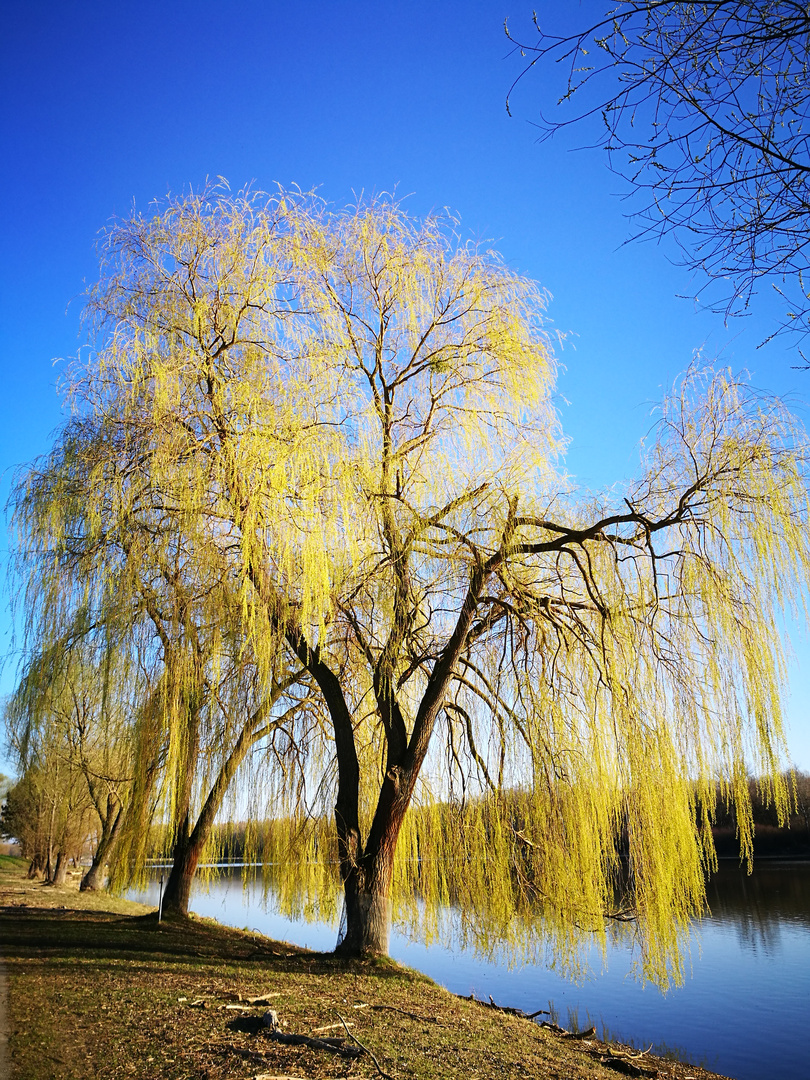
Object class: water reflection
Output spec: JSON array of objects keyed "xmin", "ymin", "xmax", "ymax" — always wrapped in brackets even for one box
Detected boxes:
[{"xmin": 706, "ymin": 861, "xmax": 810, "ymax": 954}]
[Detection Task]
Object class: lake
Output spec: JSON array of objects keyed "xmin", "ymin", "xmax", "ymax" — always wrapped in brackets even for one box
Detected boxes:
[{"xmin": 129, "ymin": 860, "xmax": 810, "ymax": 1080}]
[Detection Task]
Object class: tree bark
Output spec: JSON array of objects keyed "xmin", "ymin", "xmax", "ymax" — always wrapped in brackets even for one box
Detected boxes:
[
  {"xmin": 80, "ymin": 795, "xmax": 125, "ymax": 891},
  {"xmin": 49, "ymin": 851, "xmax": 69, "ymax": 886},
  {"xmin": 335, "ymin": 770, "xmax": 409, "ymax": 956},
  {"xmin": 338, "ymin": 864, "xmax": 394, "ymax": 955},
  {"xmin": 26, "ymin": 854, "xmax": 45, "ymax": 879},
  {"xmin": 160, "ymin": 818, "xmax": 201, "ymax": 916}
]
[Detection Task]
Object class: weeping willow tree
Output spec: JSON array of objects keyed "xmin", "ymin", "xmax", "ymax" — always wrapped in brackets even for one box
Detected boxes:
[
  {"xmin": 10, "ymin": 412, "xmax": 326, "ymax": 914},
  {"xmin": 9, "ymin": 192, "xmax": 331, "ymax": 909},
  {"xmin": 4, "ymin": 652, "xmax": 100, "ymax": 885},
  {"xmin": 6, "ymin": 632, "xmax": 143, "ymax": 891},
  {"xmin": 10, "ymin": 184, "xmax": 810, "ymax": 982}
]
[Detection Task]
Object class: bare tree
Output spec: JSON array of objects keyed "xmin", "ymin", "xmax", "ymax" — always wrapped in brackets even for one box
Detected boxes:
[{"xmin": 507, "ymin": 2, "xmax": 810, "ymax": 346}]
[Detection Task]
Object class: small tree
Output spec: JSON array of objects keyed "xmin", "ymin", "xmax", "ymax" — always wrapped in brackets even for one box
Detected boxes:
[
  {"xmin": 13, "ymin": 187, "xmax": 810, "ymax": 982},
  {"xmin": 4, "ymin": 612, "xmax": 146, "ymax": 891},
  {"xmin": 5, "ymin": 695, "xmax": 95, "ymax": 884},
  {"xmin": 1, "ymin": 770, "xmax": 48, "ymax": 873}
]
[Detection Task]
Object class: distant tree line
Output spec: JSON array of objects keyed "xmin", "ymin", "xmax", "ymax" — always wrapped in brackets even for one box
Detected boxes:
[
  {"xmin": 182, "ymin": 771, "xmax": 810, "ymax": 870},
  {"xmin": 711, "ymin": 771, "xmax": 810, "ymax": 856}
]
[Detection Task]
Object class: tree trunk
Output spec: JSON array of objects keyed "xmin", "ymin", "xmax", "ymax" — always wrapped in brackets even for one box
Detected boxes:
[
  {"xmin": 158, "ymin": 694, "xmax": 281, "ymax": 917},
  {"xmin": 27, "ymin": 854, "xmax": 45, "ymax": 879},
  {"xmin": 49, "ymin": 852, "xmax": 68, "ymax": 886},
  {"xmin": 337, "ymin": 866, "xmax": 394, "ymax": 955},
  {"xmin": 80, "ymin": 797, "xmax": 125, "ymax": 892},
  {"xmin": 335, "ymin": 777, "xmax": 404, "ymax": 956},
  {"xmin": 160, "ymin": 821, "xmax": 203, "ymax": 917},
  {"xmin": 79, "ymin": 852, "xmax": 107, "ymax": 892}
]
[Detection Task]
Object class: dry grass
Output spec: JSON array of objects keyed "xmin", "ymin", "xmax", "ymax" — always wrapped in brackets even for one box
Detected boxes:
[{"xmin": 0, "ymin": 858, "xmax": 731, "ymax": 1080}]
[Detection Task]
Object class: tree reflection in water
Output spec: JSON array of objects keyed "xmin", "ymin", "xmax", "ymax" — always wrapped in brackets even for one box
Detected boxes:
[{"xmin": 705, "ymin": 861, "xmax": 810, "ymax": 951}]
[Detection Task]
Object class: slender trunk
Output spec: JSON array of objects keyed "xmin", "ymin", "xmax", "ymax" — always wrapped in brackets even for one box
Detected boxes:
[
  {"xmin": 80, "ymin": 796, "xmax": 125, "ymax": 892},
  {"xmin": 160, "ymin": 702, "xmax": 275, "ymax": 916},
  {"xmin": 46, "ymin": 764, "xmax": 59, "ymax": 881},
  {"xmin": 46, "ymin": 817, "xmax": 56, "ymax": 881},
  {"xmin": 49, "ymin": 852, "xmax": 68, "ymax": 886}
]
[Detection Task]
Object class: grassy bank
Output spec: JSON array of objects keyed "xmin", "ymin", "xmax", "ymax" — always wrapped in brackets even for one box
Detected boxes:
[{"xmin": 0, "ymin": 858, "xmax": 730, "ymax": 1080}]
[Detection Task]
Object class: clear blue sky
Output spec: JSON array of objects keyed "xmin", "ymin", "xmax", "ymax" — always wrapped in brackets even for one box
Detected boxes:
[{"xmin": 1, "ymin": 0, "xmax": 808, "ymax": 771}]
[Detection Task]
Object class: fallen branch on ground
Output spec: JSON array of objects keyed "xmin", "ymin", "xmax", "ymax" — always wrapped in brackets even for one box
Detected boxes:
[
  {"xmin": 312, "ymin": 1021, "xmax": 354, "ymax": 1034},
  {"xmin": 363, "ymin": 1003, "xmax": 441, "ymax": 1024},
  {"xmin": 563, "ymin": 1026, "xmax": 597, "ymax": 1039},
  {"xmin": 336, "ymin": 1012, "xmax": 394, "ymax": 1080},
  {"xmin": 459, "ymin": 993, "xmax": 545, "ymax": 1021},
  {"xmin": 263, "ymin": 1022, "xmax": 362, "ymax": 1060}
]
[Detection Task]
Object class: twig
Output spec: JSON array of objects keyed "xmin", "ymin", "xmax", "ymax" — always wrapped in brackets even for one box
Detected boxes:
[
  {"xmin": 604, "ymin": 1044, "xmax": 654, "ymax": 1061},
  {"xmin": 539, "ymin": 1021, "xmax": 569, "ymax": 1034},
  {"xmin": 563, "ymin": 1025, "xmax": 597, "ymax": 1039},
  {"xmin": 367, "ymin": 1003, "xmax": 440, "ymax": 1024},
  {"xmin": 253, "ymin": 1074, "xmax": 310, "ymax": 1080},
  {"xmin": 336, "ymin": 1012, "xmax": 394, "ymax": 1080},
  {"xmin": 632, "ymin": 1045, "xmax": 654, "ymax": 1059}
]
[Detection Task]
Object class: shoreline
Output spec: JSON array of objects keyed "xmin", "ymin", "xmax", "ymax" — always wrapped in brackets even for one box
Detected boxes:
[{"xmin": 0, "ymin": 857, "xmax": 733, "ymax": 1080}]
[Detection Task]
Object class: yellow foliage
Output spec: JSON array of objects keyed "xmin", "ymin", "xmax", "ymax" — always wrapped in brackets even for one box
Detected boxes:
[{"xmin": 10, "ymin": 185, "xmax": 810, "ymax": 982}]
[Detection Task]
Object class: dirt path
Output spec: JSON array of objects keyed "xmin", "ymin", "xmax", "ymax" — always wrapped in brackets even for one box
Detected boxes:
[{"xmin": 0, "ymin": 956, "xmax": 8, "ymax": 1078}]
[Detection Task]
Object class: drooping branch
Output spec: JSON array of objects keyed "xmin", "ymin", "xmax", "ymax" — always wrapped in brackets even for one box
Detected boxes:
[{"xmin": 507, "ymin": 2, "xmax": 810, "ymax": 340}]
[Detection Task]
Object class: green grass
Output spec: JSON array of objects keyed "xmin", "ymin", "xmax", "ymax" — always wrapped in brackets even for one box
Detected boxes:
[{"xmin": 0, "ymin": 856, "xmax": 28, "ymax": 871}]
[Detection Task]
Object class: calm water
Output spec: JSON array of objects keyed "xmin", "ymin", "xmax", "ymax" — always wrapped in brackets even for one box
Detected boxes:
[{"xmin": 129, "ymin": 861, "xmax": 810, "ymax": 1080}]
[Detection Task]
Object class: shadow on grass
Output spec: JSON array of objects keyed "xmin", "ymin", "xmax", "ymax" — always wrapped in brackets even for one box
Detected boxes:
[{"xmin": 0, "ymin": 904, "xmax": 423, "ymax": 981}]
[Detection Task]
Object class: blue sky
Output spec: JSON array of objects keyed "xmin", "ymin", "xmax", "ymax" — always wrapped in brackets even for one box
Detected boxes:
[{"xmin": 1, "ymin": 0, "xmax": 808, "ymax": 771}]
